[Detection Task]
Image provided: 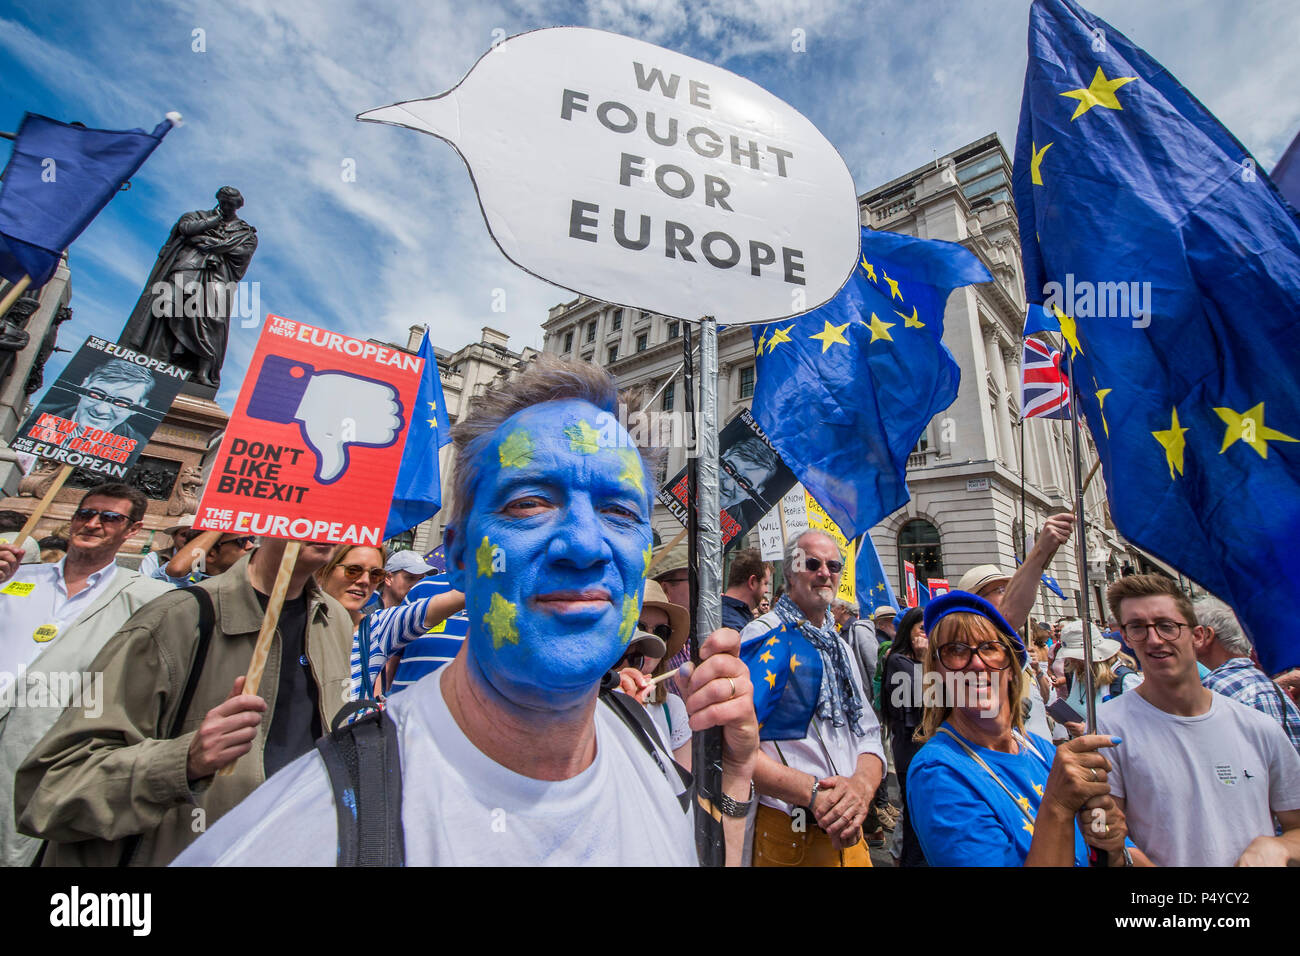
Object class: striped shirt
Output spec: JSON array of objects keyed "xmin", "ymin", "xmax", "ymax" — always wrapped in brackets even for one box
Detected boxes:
[
  {"xmin": 1203, "ymin": 657, "xmax": 1300, "ymax": 755},
  {"xmin": 386, "ymin": 575, "xmax": 468, "ymax": 695},
  {"xmin": 348, "ymin": 598, "xmax": 439, "ymax": 700}
]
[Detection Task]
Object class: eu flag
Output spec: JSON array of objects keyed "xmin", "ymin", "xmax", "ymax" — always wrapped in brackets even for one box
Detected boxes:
[
  {"xmin": 854, "ymin": 533, "xmax": 899, "ymax": 616},
  {"xmin": 751, "ymin": 226, "xmax": 991, "ymax": 538},
  {"xmin": 0, "ymin": 113, "xmax": 176, "ymax": 287},
  {"xmin": 740, "ymin": 622, "xmax": 824, "ymax": 741},
  {"xmin": 1013, "ymin": 0, "xmax": 1300, "ymax": 673},
  {"xmin": 383, "ymin": 328, "xmax": 453, "ymax": 539}
]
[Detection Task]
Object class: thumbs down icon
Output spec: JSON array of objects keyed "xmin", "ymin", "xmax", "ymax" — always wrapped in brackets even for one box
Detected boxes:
[{"xmin": 246, "ymin": 355, "xmax": 404, "ymax": 483}]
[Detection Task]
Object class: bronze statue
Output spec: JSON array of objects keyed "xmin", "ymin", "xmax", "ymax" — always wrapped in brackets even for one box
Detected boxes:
[{"xmin": 120, "ymin": 186, "xmax": 257, "ymax": 390}]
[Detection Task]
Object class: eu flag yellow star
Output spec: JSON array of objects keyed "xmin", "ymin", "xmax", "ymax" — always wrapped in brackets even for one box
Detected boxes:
[
  {"xmin": 1152, "ymin": 407, "xmax": 1190, "ymax": 479},
  {"xmin": 764, "ymin": 670, "xmax": 777, "ymax": 690},
  {"xmin": 1061, "ymin": 66, "xmax": 1137, "ymax": 121},
  {"xmin": 756, "ymin": 328, "xmax": 768, "ymax": 356},
  {"xmin": 895, "ymin": 305, "xmax": 924, "ymax": 329},
  {"xmin": 767, "ymin": 324, "xmax": 794, "ymax": 354},
  {"xmin": 1015, "ymin": 794, "xmax": 1032, "ymax": 814},
  {"xmin": 789, "ymin": 653, "xmax": 801, "ymax": 672},
  {"xmin": 882, "ymin": 271, "xmax": 903, "ymax": 301},
  {"xmin": 1214, "ymin": 402, "xmax": 1299, "ymax": 459},
  {"xmin": 759, "ymin": 649, "xmax": 774, "ymax": 664},
  {"xmin": 1031, "ymin": 782, "xmax": 1044, "ymax": 798},
  {"xmin": 810, "ymin": 320, "xmax": 850, "ymax": 353},
  {"xmin": 614, "ymin": 447, "xmax": 645, "ymax": 493},
  {"xmin": 1051, "ymin": 304, "xmax": 1083, "ymax": 358},
  {"xmin": 484, "ymin": 592, "xmax": 518, "ymax": 650},
  {"xmin": 1096, "ymin": 388, "xmax": 1113, "ymax": 438},
  {"xmin": 765, "ymin": 636, "xmax": 781, "ymax": 647},
  {"xmin": 860, "ymin": 256, "xmax": 877, "ymax": 283},
  {"xmin": 863, "ymin": 312, "xmax": 895, "ymax": 343},
  {"xmin": 1030, "ymin": 141, "xmax": 1053, "ymax": 185}
]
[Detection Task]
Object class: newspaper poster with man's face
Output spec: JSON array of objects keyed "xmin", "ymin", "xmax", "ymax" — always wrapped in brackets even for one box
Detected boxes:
[
  {"xmin": 657, "ymin": 407, "xmax": 797, "ymax": 549},
  {"xmin": 9, "ymin": 335, "xmax": 190, "ymax": 479}
]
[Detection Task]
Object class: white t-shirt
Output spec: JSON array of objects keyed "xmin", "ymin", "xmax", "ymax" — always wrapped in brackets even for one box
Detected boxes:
[
  {"xmin": 174, "ymin": 666, "xmax": 698, "ymax": 866},
  {"xmin": 649, "ymin": 693, "xmax": 691, "ymax": 753},
  {"xmin": 1097, "ymin": 688, "xmax": 1300, "ymax": 867},
  {"xmin": 740, "ymin": 611, "xmax": 887, "ymax": 815}
]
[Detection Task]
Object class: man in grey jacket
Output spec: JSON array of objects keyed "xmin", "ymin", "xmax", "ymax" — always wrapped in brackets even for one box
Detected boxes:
[{"xmin": 0, "ymin": 482, "xmax": 171, "ymax": 866}]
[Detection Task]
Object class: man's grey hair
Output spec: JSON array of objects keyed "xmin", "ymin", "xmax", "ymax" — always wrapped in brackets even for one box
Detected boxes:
[
  {"xmin": 448, "ymin": 353, "xmax": 660, "ymax": 532},
  {"xmin": 832, "ymin": 598, "xmax": 858, "ymax": 617},
  {"xmin": 782, "ymin": 529, "xmax": 845, "ymax": 581},
  {"xmin": 1193, "ymin": 596, "xmax": 1253, "ymax": 657},
  {"xmin": 82, "ymin": 358, "xmax": 156, "ymax": 396}
]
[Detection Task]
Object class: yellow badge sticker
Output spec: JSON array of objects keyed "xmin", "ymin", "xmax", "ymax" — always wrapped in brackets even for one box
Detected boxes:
[
  {"xmin": 2, "ymin": 580, "xmax": 35, "ymax": 597},
  {"xmin": 33, "ymin": 624, "xmax": 58, "ymax": 643}
]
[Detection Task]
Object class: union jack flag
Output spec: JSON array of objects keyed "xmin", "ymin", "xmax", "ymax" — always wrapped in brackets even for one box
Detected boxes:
[{"xmin": 1020, "ymin": 337, "xmax": 1070, "ymax": 420}]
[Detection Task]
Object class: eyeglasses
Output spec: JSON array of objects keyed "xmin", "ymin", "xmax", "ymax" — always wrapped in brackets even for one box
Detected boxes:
[
  {"xmin": 637, "ymin": 622, "xmax": 673, "ymax": 643},
  {"xmin": 802, "ymin": 557, "xmax": 843, "ymax": 576},
  {"xmin": 79, "ymin": 387, "xmax": 144, "ymax": 410},
  {"xmin": 338, "ymin": 564, "xmax": 386, "ymax": 585},
  {"xmin": 937, "ymin": 641, "xmax": 1013, "ymax": 670},
  {"xmin": 72, "ymin": 507, "xmax": 131, "ymax": 526},
  {"xmin": 219, "ymin": 536, "xmax": 257, "ymax": 549},
  {"xmin": 1122, "ymin": 620, "xmax": 1189, "ymax": 642}
]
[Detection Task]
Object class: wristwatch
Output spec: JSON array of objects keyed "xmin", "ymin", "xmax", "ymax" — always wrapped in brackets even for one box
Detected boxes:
[{"xmin": 717, "ymin": 780, "xmax": 756, "ymax": 818}]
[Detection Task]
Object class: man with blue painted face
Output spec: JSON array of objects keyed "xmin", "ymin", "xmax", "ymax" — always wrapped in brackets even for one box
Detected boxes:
[{"xmin": 175, "ymin": 356, "xmax": 759, "ymax": 866}]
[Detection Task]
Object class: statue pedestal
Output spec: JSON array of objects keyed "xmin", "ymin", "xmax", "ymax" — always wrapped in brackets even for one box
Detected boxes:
[{"xmin": 0, "ymin": 393, "xmax": 229, "ymax": 567}]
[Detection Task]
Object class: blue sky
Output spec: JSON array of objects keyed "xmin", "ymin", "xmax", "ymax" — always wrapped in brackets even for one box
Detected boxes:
[{"xmin": 3, "ymin": 0, "xmax": 1297, "ymax": 410}]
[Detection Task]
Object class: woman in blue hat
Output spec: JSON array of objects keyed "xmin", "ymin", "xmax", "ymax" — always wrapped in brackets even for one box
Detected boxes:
[{"xmin": 905, "ymin": 591, "xmax": 1150, "ymax": 866}]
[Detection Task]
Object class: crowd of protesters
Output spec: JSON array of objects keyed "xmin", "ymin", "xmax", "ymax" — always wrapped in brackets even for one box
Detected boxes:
[{"xmin": 0, "ymin": 355, "xmax": 1296, "ymax": 867}]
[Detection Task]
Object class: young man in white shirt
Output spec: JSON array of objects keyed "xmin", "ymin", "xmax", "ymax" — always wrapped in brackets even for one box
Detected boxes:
[
  {"xmin": 1098, "ymin": 575, "xmax": 1300, "ymax": 867},
  {"xmin": 175, "ymin": 356, "xmax": 758, "ymax": 866}
]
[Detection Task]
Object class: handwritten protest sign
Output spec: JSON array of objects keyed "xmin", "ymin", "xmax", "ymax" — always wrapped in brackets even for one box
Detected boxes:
[
  {"xmin": 359, "ymin": 27, "xmax": 860, "ymax": 325},
  {"xmin": 9, "ymin": 335, "xmax": 189, "ymax": 478},
  {"xmin": 194, "ymin": 315, "xmax": 422, "ymax": 545}
]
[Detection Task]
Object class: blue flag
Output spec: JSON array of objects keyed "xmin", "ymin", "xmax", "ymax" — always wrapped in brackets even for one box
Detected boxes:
[
  {"xmin": 0, "ymin": 113, "xmax": 176, "ymax": 287},
  {"xmin": 740, "ymin": 622, "xmax": 824, "ymax": 741},
  {"xmin": 383, "ymin": 328, "xmax": 452, "ymax": 539},
  {"xmin": 854, "ymin": 534, "xmax": 899, "ymax": 616},
  {"xmin": 751, "ymin": 227, "xmax": 990, "ymax": 538},
  {"xmin": 1015, "ymin": 555, "xmax": 1067, "ymax": 599},
  {"xmin": 1013, "ymin": 0, "xmax": 1300, "ymax": 673}
]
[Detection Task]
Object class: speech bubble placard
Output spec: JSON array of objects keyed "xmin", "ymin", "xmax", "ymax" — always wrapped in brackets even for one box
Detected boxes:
[
  {"xmin": 359, "ymin": 27, "xmax": 860, "ymax": 325},
  {"xmin": 194, "ymin": 315, "xmax": 422, "ymax": 545}
]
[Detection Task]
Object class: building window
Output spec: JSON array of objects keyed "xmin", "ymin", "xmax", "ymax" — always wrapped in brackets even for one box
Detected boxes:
[
  {"xmin": 636, "ymin": 333, "xmax": 648, "ymax": 352},
  {"xmin": 663, "ymin": 382, "xmax": 675, "ymax": 411},
  {"xmin": 611, "ymin": 308, "xmax": 622, "ymax": 331},
  {"xmin": 582, "ymin": 351, "xmax": 593, "ymax": 363},
  {"xmin": 586, "ymin": 321, "xmax": 597, "ymax": 343},
  {"xmin": 562, "ymin": 330, "xmax": 573, "ymax": 353},
  {"xmin": 608, "ymin": 345, "xmax": 619, "ymax": 364},
  {"xmin": 667, "ymin": 320, "xmax": 679, "ymax": 339},
  {"xmin": 898, "ymin": 518, "xmax": 944, "ymax": 589},
  {"xmin": 739, "ymin": 365, "xmax": 755, "ymax": 399}
]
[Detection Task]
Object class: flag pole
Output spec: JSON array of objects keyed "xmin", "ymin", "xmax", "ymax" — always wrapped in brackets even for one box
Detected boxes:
[
  {"xmin": 1018, "ymin": 412, "xmax": 1028, "ymax": 642},
  {"xmin": 682, "ymin": 319, "xmax": 725, "ymax": 866},
  {"xmin": 1065, "ymin": 349, "xmax": 1098, "ymax": 732},
  {"xmin": 0, "ymin": 275, "xmax": 32, "ymax": 320}
]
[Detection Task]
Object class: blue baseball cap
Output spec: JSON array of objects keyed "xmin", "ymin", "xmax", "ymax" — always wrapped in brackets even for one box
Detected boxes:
[{"xmin": 923, "ymin": 590, "xmax": 1028, "ymax": 667}]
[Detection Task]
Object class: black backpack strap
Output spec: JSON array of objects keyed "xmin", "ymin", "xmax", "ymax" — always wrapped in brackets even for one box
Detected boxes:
[
  {"xmin": 1109, "ymin": 664, "xmax": 1135, "ymax": 699},
  {"xmin": 115, "ymin": 586, "xmax": 215, "ymax": 867},
  {"xmin": 317, "ymin": 709, "xmax": 405, "ymax": 866},
  {"xmin": 601, "ymin": 688, "xmax": 694, "ymax": 813}
]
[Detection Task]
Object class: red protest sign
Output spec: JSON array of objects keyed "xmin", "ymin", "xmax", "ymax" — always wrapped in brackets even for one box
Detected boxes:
[
  {"xmin": 927, "ymin": 577, "xmax": 951, "ymax": 598},
  {"xmin": 195, "ymin": 314, "xmax": 423, "ymax": 544},
  {"xmin": 904, "ymin": 560, "xmax": 918, "ymax": 608}
]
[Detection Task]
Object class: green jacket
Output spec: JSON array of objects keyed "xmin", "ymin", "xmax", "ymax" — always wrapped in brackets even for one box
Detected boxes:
[{"xmin": 14, "ymin": 553, "xmax": 353, "ymax": 866}]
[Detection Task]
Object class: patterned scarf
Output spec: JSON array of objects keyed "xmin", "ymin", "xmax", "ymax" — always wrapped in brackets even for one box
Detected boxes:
[{"xmin": 773, "ymin": 593, "xmax": 866, "ymax": 737}]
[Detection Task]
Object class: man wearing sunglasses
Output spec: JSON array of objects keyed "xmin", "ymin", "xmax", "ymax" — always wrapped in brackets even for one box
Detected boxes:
[
  {"xmin": 741, "ymin": 529, "xmax": 886, "ymax": 866},
  {"xmin": 38, "ymin": 359, "xmax": 157, "ymax": 452},
  {"xmin": 0, "ymin": 483, "xmax": 171, "ymax": 866},
  {"xmin": 1096, "ymin": 574, "xmax": 1300, "ymax": 867}
]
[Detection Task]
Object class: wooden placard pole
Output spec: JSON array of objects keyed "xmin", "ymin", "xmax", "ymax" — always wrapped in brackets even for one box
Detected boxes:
[
  {"xmin": 16, "ymin": 463, "xmax": 74, "ymax": 547},
  {"xmin": 644, "ymin": 525, "xmax": 688, "ymax": 578},
  {"xmin": 0, "ymin": 274, "xmax": 32, "ymax": 320},
  {"xmin": 216, "ymin": 539, "xmax": 301, "ymax": 777}
]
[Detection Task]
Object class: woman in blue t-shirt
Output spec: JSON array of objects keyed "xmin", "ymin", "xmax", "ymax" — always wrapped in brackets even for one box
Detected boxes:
[{"xmin": 905, "ymin": 591, "xmax": 1150, "ymax": 866}]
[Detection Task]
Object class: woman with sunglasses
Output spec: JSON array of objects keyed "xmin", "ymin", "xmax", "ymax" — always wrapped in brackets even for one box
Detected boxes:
[
  {"xmin": 616, "ymin": 580, "xmax": 692, "ymax": 768},
  {"xmin": 316, "ymin": 545, "xmax": 465, "ymax": 701},
  {"xmin": 905, "ymin": 591, "xmax": 1150, "ymax": 866}
]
